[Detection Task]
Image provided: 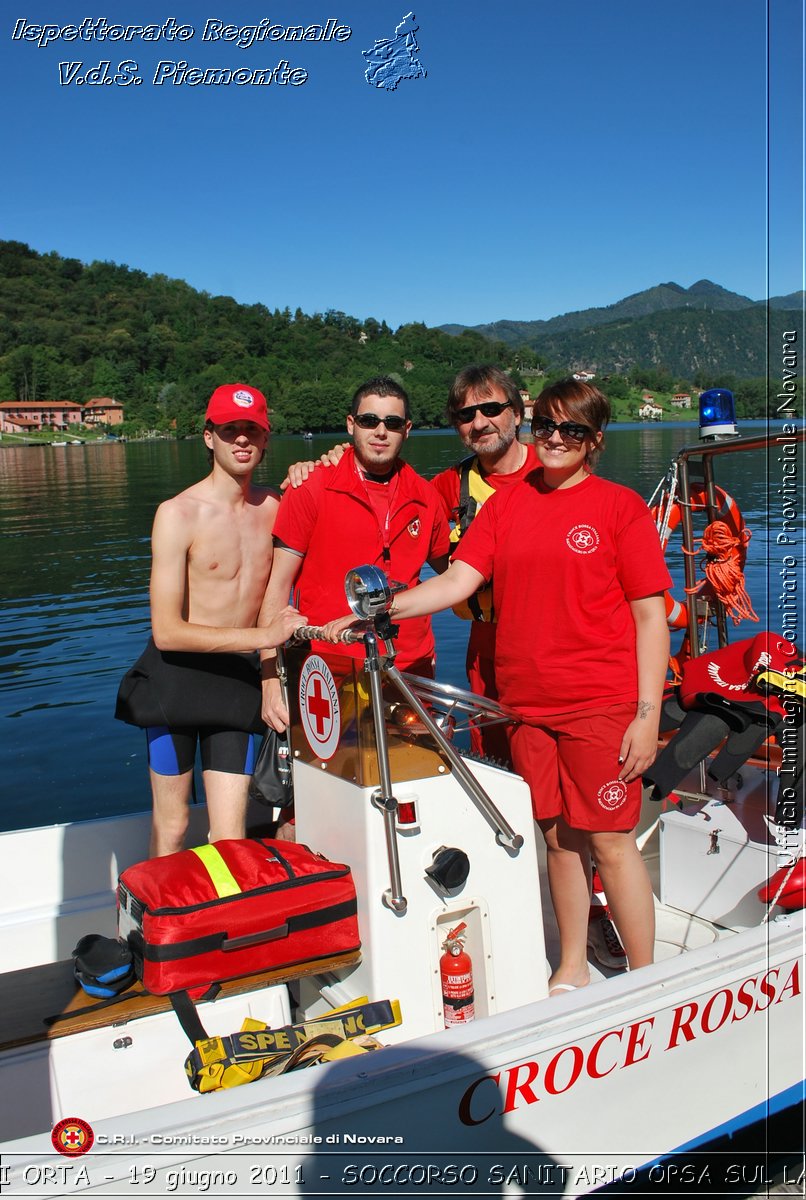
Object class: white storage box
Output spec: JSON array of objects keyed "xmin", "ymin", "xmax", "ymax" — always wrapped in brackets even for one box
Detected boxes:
[{"xmin": 659, "ymin": 785, "xmax": 779, "ymax": 930}]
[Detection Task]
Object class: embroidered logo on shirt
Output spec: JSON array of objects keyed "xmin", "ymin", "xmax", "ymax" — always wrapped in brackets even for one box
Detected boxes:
[
  {"xmin": 597, "ymin": 779, "xmax": 628, "ymax": 811},
  {"xmin": 407, "ymin": 518, "xmax": 421, "ymax": 539},
  {"xmin": 566, "ymin": 524, "xmax": 600, "ymax": 554}
]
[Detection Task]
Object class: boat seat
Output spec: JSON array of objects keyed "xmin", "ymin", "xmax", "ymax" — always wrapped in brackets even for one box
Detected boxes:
[{"xmin": 0, "ymin": 950, "xmax": 361, "ymax": 1053}]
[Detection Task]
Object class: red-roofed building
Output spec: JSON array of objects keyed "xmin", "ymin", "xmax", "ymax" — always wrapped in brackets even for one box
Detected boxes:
[
  {"xmin": 83, "ymin": 397, "xmax": 124, "ymax": 426},
  {"xmin": 0, "ymin": 397, "xmax": 125, "ymax": 433},
  {"xmin": 0, "ymin": 400, "xmax": 82, "ymax": 434}
]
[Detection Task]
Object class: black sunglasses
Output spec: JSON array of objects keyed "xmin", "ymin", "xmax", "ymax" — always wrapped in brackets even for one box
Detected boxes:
[
  {"xmin": 353, "ymin": 413, "xmax": 408, "ymax": 432},
  {"xmin": 453, "ymin": 399, "xmax": 513, "ymax": 425},
  {"xmin": 533, "ymin": 416, "xmax": 593, "ymax": 444}
]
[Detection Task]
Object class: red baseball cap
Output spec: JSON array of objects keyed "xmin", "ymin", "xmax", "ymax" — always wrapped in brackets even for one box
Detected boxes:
[{"xmin": 205, "ymin": 384, "xmax": 270, "ymax": 431}]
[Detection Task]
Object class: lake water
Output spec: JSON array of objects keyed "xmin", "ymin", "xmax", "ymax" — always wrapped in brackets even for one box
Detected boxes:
[{"xmin": 0, "ymin": 422, "xmax": 780, "ymax": 832}]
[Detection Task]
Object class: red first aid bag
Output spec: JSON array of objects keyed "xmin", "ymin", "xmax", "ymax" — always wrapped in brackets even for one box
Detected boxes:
[{"xmin": 118, "ymin": 839, "xmax": 359, "ymax": 995}]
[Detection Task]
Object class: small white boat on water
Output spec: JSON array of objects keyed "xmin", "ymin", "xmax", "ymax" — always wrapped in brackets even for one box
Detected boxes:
[{"xmin": 0, "ymin": 421, "xmax": 803, "ymax": 1196}]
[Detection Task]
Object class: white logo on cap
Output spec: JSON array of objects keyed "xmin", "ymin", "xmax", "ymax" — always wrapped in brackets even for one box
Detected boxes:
[{"xmin": 232, "ymin": 389, "xmax": 254, "ymax": 409}]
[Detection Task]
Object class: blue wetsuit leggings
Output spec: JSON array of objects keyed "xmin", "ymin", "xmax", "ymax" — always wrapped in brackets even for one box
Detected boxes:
[{"xmin": 146, "ymin": 726, "xmax": 257, "ymax": 777}]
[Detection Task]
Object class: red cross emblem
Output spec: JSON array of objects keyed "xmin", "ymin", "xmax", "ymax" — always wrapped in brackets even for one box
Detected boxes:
[
  {"xmin": 299, "ymin": 655, "xmax": 341, "ymax": 760},
  {"xmin": 306, "ymin": 677, "xmax": 332, "ymax": 735}
]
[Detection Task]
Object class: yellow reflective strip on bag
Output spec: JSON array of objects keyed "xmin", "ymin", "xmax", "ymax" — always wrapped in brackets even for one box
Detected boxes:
[{"xmin": 190, "ymin": 844, "xmax": 241, "ymax": 897}]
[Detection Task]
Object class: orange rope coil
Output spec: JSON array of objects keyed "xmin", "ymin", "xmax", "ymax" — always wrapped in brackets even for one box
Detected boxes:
[{"xmin": 684, "ymin": 520, "xmax": 758, "ymax": 625}]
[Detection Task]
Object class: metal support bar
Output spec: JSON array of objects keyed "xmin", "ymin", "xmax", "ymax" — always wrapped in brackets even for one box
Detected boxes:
[
  {"xmin": 386, "ymin": 664, "xmax": 524, "ymax": 851},
  {"xmin": 363, "ymin": 633, "xmax": 407, "ymax": 913}
]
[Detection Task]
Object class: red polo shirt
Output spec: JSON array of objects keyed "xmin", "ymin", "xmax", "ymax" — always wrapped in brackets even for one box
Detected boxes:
[{"xmin": 273, "ymin": 448, "xmax": 450, "ymax": 668}]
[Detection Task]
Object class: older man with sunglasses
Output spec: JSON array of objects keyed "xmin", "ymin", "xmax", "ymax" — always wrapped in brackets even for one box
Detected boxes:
[
  {"xmin": 430, "ymin": 365, "xmax": 540, "ymax": 764},
  {"xmin": 258, "ymin": 376, "xmax": 450, "ymax": 734}
]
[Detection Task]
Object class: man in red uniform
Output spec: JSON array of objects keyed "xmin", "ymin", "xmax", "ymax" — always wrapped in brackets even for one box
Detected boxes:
[
  {"xmin": 280, "ymin": 364, "xmax": 537, "ymax": 761},
  {"xmin": 430, "ymin": 365, "xmax": 539, "ymax": 763},
  {"xmin": 259, "ymin": 376, "xmax": 450, "ymax": 733}
]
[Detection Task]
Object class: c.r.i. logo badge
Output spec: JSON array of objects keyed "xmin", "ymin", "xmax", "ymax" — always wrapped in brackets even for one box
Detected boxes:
[{"xmin": 51, "ymin": 1117, "xmax": 94, "ymax": 1156}]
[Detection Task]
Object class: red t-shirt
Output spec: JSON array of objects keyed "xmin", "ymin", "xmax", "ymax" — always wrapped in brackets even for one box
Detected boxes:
[
  {"xmin": 453, "ymin": 471, "xmax": 672, "ymax": 716},
  {"xmin": 273, "ymin": 448, "xmax": 450, "ymax": 668}
]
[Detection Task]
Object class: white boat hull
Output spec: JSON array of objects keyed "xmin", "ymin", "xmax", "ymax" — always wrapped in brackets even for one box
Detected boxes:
[{"xmin": 1, "ymin": 911, "xmax": 802, "ymax": 1195}]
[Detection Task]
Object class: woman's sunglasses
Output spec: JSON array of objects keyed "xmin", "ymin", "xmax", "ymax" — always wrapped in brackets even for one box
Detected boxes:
[
  {"xmin": 533, "ymin": 416, "xmax": 593, "ymax": 444},
  {"xmin": 453, "ymin": 400, "xmax": 513, "ymax": 425},
  {"xmin": 353, "ymin": 413, "xmax": 408, "ymax": 432}
]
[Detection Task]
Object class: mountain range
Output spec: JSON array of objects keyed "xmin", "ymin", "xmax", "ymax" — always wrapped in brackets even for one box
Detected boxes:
[{"xmin": 440, "ymin": 281, "xmax": 804, "ymax": 378}]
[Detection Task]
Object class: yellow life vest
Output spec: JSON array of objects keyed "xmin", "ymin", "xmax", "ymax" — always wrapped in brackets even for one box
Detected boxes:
[{"xmin": 448, "ymin": 456, "xmax": 496, "ymax": 622}]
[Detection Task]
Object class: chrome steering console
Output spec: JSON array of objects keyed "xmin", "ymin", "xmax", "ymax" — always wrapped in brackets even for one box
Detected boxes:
[{"xmin": 288, "ymin": 566, "xmax": 525, "ymax": 915}]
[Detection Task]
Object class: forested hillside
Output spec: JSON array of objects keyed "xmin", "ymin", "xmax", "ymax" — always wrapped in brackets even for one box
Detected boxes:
[
  {"xmin": 0, "ymin": 242, "xmax": 788, "ymax": 432},
  {"xmin": 0, "ymin": 242, "xmax": 516, "ymax": 434},
  {"xmin": 443, "ymin": 280, "xmax": 802, "ymax": 380}
]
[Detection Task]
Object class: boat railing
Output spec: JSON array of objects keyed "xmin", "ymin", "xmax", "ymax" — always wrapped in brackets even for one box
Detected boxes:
[{"xmin": 667, "ymin": 428, "xmax": 804, "ymax": 654}]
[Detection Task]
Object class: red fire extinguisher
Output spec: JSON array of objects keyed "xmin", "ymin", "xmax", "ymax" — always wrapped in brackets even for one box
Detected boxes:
[{"xmin": 440, "ymin": 922, "xmax": 475, "ymax": 1027}]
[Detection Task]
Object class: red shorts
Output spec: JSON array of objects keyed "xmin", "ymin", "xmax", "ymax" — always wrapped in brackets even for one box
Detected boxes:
[{"xmin": 509, "ymin": 703, "xmax": 641, "ymax": 832}]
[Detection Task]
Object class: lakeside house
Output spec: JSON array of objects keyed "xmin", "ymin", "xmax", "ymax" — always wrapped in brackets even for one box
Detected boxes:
[
  {"xmin": 638, "ymin": 397, "xmax": 664, "ymax": 421},
  {"xmin": 671, "ymin": 393, "xmax": 692, "ymax": 409},
  {"xmin": 0, "ymin": 397, "xmax": 124, "ymax": 434},
  {"xmin": 82, "ymin": 398, "xmax": 125, "ymax": 427}
]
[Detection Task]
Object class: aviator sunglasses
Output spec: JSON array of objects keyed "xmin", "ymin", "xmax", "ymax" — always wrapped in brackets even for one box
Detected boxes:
[
  {"xmin": 453, "ymin": 399, "xmax": 513, "ymax": 425},
  {"xmin": 352, "ymin": 413, "xmax": 408, "ymax": 432},
  {"xmin": 533, "ymin": 416, "xmax": 594, "ymax": 444}
]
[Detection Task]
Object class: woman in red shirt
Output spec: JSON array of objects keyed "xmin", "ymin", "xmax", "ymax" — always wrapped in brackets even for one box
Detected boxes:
[{"xmin": 328, "ymin": 379, "xmax": 671, "ymax": 995}]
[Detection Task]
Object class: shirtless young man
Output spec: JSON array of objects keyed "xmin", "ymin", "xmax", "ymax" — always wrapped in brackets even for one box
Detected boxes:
[{"xmin": 146, "ymin": 383, "xmax": 304, "ymax": 856}]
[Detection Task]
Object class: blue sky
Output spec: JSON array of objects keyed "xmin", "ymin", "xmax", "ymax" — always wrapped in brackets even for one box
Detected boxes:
[{"xmin": 2, "ymin": 0, "xmax": 803, "ymax": 328}]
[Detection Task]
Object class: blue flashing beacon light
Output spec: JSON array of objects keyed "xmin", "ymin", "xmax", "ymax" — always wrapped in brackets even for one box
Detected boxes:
[{"xmin": 698, "ymin": 388, "xmax": 738, "ymax": 439}]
